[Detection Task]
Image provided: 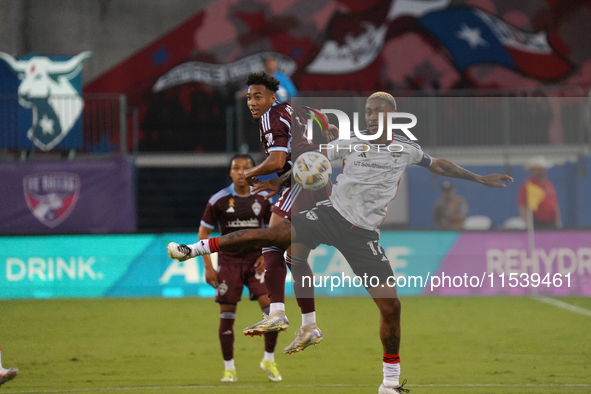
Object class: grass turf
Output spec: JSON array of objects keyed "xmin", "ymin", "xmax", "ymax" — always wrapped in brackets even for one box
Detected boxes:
[{"xmin": 0, "ymin": 297, "xmax": 589, "ymax": 393}]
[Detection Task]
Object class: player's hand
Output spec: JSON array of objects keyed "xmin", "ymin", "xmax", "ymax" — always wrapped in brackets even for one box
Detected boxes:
[
  {"xmin": 252, "ymin": 178, "xmax": 282, "ymax": 199},
  {"xmin": 321, "ymin": 124, "xmax": 339, "ymax": 142},
  {"xmin": 205, "ymin": 268, "xmax": 218, "ymax": 288},
  {"xmin": 246, "ymin": 175, "xmax": 260, "ymax": 186},
  {"xmin": 254, "ymin": 255, "xmax": 265, "ymax": 275},
  {"xmin": 479, "ymin": 174, "xmax": 514, "ymax": 188}
]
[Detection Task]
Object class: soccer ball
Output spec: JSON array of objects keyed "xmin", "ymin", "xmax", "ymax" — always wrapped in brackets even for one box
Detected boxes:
[{"xmin": 293, "ymin": 152, "xmax": 332, "ymax": 191}]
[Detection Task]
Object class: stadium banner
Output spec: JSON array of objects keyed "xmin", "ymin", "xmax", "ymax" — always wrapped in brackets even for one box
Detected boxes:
[
  {"xmin": 0, "ymin": 158, "xmax": 136, "ymax": 235},
  {"xmin": 1, "ymin": 231, "xmax": 589, "ymax": 299},
  {"xmin": 85, "ymin": 0, "xmax": 591, "ymax": 153},
  {"xmin": 0, "ymin": 52, "xmax": 91, "ymax": 151}
]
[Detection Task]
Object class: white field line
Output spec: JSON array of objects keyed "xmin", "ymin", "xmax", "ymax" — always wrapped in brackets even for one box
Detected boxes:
[
  {"xmin": 535, "ymin": 297, "xmax": 591, "ymax": 318},
  {"xmin": 2, "ymin": 383, "xmax": 591, "ymax": 393}
]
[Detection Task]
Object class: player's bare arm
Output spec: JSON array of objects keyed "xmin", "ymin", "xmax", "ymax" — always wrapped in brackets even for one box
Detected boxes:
[
  {"xmin": 252, "ymin": 169, "xmax": 292, "ymax": 198},
  {"xmin": 198, "ymin": 224, "xmax": 218, "ymax": 288},
  {"xmin": 317, "ymin": 113, "xmax": 339, "ymax": 142},
  {"xmin": 428, "ymin": 157, "xmax": 513, "ymax": 187},
  {"xmin": 244, "ymin": 151, "xmax": 287, "ymax": 182}
]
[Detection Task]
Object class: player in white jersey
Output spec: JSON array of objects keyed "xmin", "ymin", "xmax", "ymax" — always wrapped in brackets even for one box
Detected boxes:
[
  {"xmin": 169, "ymin": 92, "xmax": 513, "ymax": 394},
  {"xmin": 325, "ymin": 132, "xmax": 428, "ymax": 230}
]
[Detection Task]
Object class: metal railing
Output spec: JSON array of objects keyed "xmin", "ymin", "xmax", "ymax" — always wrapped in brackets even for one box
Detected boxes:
[
  {"xmin": 2, "ymin": 87, "xmax": 589, "ymax": 161},
  {"xmin": 0, "ymin": 93, "xmax": 132, "ymax": 157}
]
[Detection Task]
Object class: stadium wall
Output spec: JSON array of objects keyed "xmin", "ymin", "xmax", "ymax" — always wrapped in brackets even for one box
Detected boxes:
[
  {"xmin": 0, "ymin": 158, "xmax": 136, "ymax": 235},
  {"xmin": 1, "ymin": 231, "xmax": 590, "ymax": 300},
  {"xmin": 404, "ymin": 156, "xmax": 591, "ymax": 229}
]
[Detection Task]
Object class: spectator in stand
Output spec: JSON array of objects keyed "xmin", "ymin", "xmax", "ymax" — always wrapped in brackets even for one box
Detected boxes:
[
  {"xmin": 518, "ymin": 156, "xmax": 561, "ymax": 230},
  {"xmin": 264, "ymin": 57, "xmax": 297, "ymax": 102},
  {"xmin": 432, "ymin": 180, "xmax": 468, "ymax": 230}
]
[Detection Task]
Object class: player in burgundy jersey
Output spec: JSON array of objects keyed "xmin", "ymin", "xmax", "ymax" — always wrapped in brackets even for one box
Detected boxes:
[
  {"xmin": 197, "ymin": 154, "xmax": 280, "ymax": 383},
  {"xmin": 240, "ymin": 72, "xmax": 332, "ymax": 353}
]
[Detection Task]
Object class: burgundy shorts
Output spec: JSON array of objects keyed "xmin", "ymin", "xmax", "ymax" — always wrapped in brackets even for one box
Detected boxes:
[
  {"xmin": 271, "ymin": 182, "xmax": 332, "ymax": 218},
  {"xmin": 215, "ymin": 262, "xmax": 267, "ymax": 305}
]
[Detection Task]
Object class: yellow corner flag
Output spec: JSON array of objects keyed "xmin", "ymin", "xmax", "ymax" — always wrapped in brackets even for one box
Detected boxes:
[{"xmin": 525, "ymin": 181, "xmax": 546, "ymax": 212}]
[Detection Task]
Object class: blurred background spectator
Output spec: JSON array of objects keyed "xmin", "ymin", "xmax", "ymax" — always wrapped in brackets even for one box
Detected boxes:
[
  {"xmin": 518, "ymin": 156, "xmax": 561, "ymax": 230},
  {"xmin": 432, "ymin": 180, "xmax": 469, "ymax": 230},
  {"xmin": 264, "ymin": 57, "xmax": 297, "ymax": 103}
]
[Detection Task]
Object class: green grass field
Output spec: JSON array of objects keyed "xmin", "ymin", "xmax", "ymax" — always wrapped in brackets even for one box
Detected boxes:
[{"xmin": 0, "ymin": 296, "xmax": 589, "ymax": 394}]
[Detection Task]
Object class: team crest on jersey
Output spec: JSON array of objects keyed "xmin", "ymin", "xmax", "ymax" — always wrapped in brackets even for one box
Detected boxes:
[
  {"xmin": 217, "ymin": 281, "xmax": 228, "ymax": 296},
  {"xmin": 226, "ymin": 198, "xmax": 235, "ymax": 213},
  {"xmin": 23, "ymin": 172, "xmax": 80, "ymax": 228},
  {"xmin": 252, "ymin": 200, "xmax": 262, "ymax": 216},
  {"xmin": 390, "ymin": 152, "xmax": 402, "ymax": 163},
  {"xmin": 265, "ymin": 132, "xmax": 274, "ymax": 146},
  {"xmin": 306, "ymin": 210, "xmax": 319, "ymax": 220}
]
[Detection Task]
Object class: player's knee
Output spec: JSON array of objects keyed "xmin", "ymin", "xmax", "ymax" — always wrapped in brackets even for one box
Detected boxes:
[{"xmin": 380, "ymin": 298, "xmax": 401, "ymax": 321}]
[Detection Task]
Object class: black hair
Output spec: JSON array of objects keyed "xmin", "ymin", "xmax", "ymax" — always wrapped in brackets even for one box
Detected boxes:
[
  {"xmin": 228, "ymin": 153, "xmax": 256, "ymax": 174},
  {"xmin": 246, "ymin": 71, "xmax": 280, "ymax": 93}
]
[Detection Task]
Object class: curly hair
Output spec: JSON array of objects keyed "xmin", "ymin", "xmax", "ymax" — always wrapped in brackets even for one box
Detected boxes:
[
  {"xmin": 246, "ymin": 71, "xmax": 280, "ymax": 92},
  {"xmin": 367, "ymin": 92, "xmax": 397, "ymax": 111},
  {"xmin": 228, "ymin": 154, "xmax": 256, "ymax": 174}
]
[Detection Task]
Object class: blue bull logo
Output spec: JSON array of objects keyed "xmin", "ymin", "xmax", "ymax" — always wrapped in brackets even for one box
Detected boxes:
[{"xmin": 0, "ymin": 52, "xmax": 92, "ymax": 151}]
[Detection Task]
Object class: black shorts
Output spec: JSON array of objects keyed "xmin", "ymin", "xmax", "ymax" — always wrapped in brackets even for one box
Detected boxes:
[{"xmin": 291, "ymin": 204, "xmax": 394, "ymax": 285}]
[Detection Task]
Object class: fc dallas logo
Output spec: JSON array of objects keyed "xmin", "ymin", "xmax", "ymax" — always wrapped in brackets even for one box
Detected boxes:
[{"xmin": 23, "ymin": 173, "xmax": 80, "ymax": 228}]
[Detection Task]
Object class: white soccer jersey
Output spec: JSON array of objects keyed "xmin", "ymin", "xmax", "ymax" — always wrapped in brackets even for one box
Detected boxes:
[{"xmin": 325, "ymin": 133, "xmax": 432, "ymax": 231}]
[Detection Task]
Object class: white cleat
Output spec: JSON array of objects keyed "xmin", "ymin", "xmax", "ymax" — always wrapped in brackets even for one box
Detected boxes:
[
  {"xmin": 0, "ymin": 368, "xmax": 18, "ymax": 387},
  {"xmin": 378, "ymin": 380, "xmax": 410, "ymax": 393},
  {"xmin": 243, "ymin": 310, "xmax": 289, "ymax": 336},
  {"xmin": 283, "ymin": 323, "xmax": 323, "ymax": 354},
  {"xmin": 167, "ymin": 242, "xmax": 193, "ymax": 261}
]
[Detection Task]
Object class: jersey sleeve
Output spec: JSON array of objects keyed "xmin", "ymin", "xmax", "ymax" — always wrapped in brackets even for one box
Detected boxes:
[
  {"xmin": 408, "ymin": 144, "xmax": 433, "ymax": 168},
  {"xmin": 266, "ymin": 108, "xmax": 291, "ymax": 153},
  {"xmin": 200, "ymin": 202, "xmax": 218, "ymax": 230}
]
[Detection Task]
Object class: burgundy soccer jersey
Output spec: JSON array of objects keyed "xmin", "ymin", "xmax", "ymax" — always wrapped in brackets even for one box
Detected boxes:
[
  {"xmin": 290, "ymin": 105, "xmax": 322, "ymax": 157},
  {"xmin": 258, "ymin": 102, "xmax": 331, "ymax": 217},
  {"xmin": 201, "ymin": 184, "xmax": 272, "ymax": 265},
  {"xmin": 258, "ymin": 102, "xmax": 320, "ymax": 177}
]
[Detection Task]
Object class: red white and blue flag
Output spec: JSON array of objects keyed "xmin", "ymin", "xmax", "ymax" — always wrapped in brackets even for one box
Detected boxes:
[{"xmin": 417, "ymin": 7, "xmax": 571, "ymax": 80}]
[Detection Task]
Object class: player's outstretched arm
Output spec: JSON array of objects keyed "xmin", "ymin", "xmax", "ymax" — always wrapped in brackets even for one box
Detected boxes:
[
  {"xmin": 252, "ymin": 169, "xmax": 292, "ymax": 199},
  {"xmin": 244, "ymin": 151, "xmax": 286, "ymax": 181},
  {"xmin": 427, "ymin": 157, "xmax": 513, "ymax": 188}
]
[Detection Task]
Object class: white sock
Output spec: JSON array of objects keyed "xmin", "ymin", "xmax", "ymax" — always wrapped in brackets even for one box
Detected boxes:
[
  {"xmin": 383, "ymin": 362, "xmax": 400, "ymax": 386},
  {"xmin": 269, "ymin": 303, "xmax": 285, "ymax": 313},
  {"xmin": 224, "ymin": 359, "xmax": 235, "ymax": 371},
  {"xmin": 263, "ymin": 351, "xmax": 274, "ymax": 362},
  {"xmin": 302, "ymin": 311, "xmax": 316, "ymax": 326},
  {"xmin": 0, "ymin": 349, "xmax": 3, "ymax": 369},
  {"xmin": 189, "ymin": 240, "xmax": 211, "ymax": 256}
]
